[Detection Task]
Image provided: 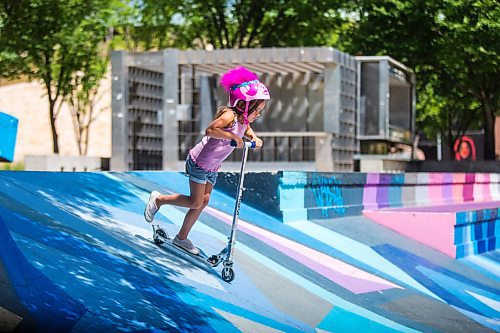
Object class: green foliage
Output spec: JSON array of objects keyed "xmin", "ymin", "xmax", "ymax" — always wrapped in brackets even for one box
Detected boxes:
[
  {"xmin": 119, "ymin": 0, "xmax": 344, "ymax": 50},
  {"xmin": 341, "ymin": 0, "xmax": 499, "ymax": 159},
  {"xmin": 0, "ymin": 162, "xmax": 24, "ymax": 171},
  {"xmin": 1, "ymin": 0, "xmax": 497, "ymax": 159},
  {"xmin": 0, "ymin": 0, "xmax": 118, "ymax": 154}
]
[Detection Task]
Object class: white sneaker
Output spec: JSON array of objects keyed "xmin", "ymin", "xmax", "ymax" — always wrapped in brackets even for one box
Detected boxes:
[
  {"xmin": 172, "ymin": 235, "xmax": 200, "ymax": 255},
  {"xmin": 144, "ymin": 191, "xmax": 161, "ymax": 222}
]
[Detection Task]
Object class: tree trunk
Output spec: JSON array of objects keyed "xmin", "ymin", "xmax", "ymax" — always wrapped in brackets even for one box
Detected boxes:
[
  {"xmin": 83, "ymin": 125, "xmax": 89, "ymax": 156},
  {"xmin": 446, "ymin": 109, "xmax": 454, "ymax": 160},
  {"xmin": 49, "ymin": 99, "xmax": 60, "ymax": 154},
  {"xmin": 482, "ymin": 101, "xmax": 495, "ymax": 160},
  {"xmin": 83, "ymin": 104, "xmax": 94, "ymax": 156}
]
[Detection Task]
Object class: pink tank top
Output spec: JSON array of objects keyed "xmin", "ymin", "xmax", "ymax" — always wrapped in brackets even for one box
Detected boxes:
[{"xmin": 189, "ymin": 118, "xmax": 247, "ymax": 172}]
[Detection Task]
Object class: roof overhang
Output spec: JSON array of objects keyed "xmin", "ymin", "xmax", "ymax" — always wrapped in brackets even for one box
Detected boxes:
[{"xmin": 177, "ymin": 47, "xmax": 343, "ymax": 75}]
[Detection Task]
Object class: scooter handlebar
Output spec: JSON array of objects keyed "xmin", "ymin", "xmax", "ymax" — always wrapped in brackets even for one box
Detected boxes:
[{"xmin": 230, "ymin": 140, "xmax": 257, "ymax": 148}]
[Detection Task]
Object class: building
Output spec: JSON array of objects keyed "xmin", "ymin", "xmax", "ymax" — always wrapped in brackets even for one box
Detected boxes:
[{"xmin": 111, "ymin": 47, "xmax": 416, "ymax": 172}]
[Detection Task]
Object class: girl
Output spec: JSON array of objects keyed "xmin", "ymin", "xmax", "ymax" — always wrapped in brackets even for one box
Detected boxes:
[{"xmin": 144, "ymin": 66, "xmax": 270, "ymax": 255}]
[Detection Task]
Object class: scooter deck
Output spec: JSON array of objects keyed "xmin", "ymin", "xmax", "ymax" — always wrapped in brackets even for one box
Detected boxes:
[
  {"xmin": 158, "ymin": 237, "xmax": 215, "ymax": 267},
  {"xmin": 139, "ymin": 232, "xmax": 219, "ymax": 270}
]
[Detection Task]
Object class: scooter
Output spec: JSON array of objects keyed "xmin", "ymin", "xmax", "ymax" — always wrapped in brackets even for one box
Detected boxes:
[{"xmin": 151, "ymin": 140, "xmax": 256, "ymax": 283}]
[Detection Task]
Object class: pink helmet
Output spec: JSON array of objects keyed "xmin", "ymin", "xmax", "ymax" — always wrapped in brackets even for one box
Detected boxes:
[{"xmin": 220, "ymin": 66, "xmax": 270, "ymax": 123}]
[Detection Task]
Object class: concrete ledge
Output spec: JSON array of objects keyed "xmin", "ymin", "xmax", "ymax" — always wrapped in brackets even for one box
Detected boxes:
[
  {"xmin": 216, "ymin": 171, "xmax": 500, "ymax": 223},
  {"xmin": 364, "ymin": 201, "xmax": 500, "ymax": 258},
  {"xmin": 25, "ymin": 155, "xmax": 110, "ymax": 171}
]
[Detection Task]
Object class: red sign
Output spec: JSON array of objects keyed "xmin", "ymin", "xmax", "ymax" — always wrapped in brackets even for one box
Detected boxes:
[{"xmin": 454, "ymin": 136, "xmax": 476, "ymax": 161}]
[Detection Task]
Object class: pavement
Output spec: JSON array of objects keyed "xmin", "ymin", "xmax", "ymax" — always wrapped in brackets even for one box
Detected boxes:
[{"xmin": 0, "ymin": 171, "xmax": 498, "ymax": 332}]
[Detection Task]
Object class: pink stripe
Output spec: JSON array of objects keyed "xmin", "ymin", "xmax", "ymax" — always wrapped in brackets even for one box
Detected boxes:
[
  {"xmin": 452, "ymin": 174, "xmax": 465, "ymax": 203},
  {"xmin": 239, "ymin": 224, "xmax": 400, "ymax": 293},
  {"xmin": 483, "ymin": 174, "xmax": 492, "ymax": 201},
  {"xmin": 428, "ymin": 173, "xmax": 443, "ymax": 205},
  {"xmin": 363, "ymin": 210, "xmax": 456, "ymax": 258},
  {"xmin": 206, "ymin": 207, "xmax": 400, "ymax": 294}
]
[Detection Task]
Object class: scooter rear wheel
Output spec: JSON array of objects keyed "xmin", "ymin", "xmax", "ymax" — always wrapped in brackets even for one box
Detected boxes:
[{"xmin": 153, "ymin": 228, "xmax": 168, "ymax": 245}]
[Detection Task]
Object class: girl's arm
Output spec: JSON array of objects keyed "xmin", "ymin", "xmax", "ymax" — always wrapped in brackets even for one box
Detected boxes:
[
  {"xmin": 205, "ymin": 111, "xmax": 244, "ymax": 147},
  {"xmin": 244, "ymin": 125, "xmax": 263, "ymax": 148}
]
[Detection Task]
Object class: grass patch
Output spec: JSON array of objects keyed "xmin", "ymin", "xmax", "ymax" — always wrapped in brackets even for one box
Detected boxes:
[{"xmin": 0, "ymin": 162, "xmax": 24, "ymax": 170}]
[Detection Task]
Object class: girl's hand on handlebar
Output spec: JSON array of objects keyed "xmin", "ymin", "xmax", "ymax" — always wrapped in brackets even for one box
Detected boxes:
[
  {"xmin": 253, "ymin": 137, "xmax": 263, "ymax": 149},
  {"xmin": 232, "ymin": 137, "xmax": 244, "ymax": 148}
]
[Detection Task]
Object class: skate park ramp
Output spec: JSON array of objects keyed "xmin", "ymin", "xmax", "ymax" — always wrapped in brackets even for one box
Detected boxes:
[{"xmin": 0, "ymin": 171, "xmax": 499, "ymax": 332}]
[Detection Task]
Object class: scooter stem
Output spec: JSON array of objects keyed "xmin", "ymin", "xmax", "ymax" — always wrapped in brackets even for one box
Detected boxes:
[{"xmin": 225, "ymin": 145, "xmax": 249, "ymax": 264}]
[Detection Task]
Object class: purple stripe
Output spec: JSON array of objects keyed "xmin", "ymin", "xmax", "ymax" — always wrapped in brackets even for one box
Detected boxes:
[
  {"xmin": 442, "ymin": 173, "xmax": 454, "ymax": 202},
  {"xmin": 377, "ymin": 174, "xmax": 391, "ymax": 208},
  {"xmin": 363, "ymin": 174, "xmax": 380, "ymax": 210}
]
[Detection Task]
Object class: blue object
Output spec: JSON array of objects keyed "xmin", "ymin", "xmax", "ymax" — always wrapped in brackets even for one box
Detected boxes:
[
  {"xmin": 0, "ymin": 112, "xmax": 18, "ymax": 162},
  {"xmin": 230, "ymin": 140, "xmax": 256, "ymax": 148}
]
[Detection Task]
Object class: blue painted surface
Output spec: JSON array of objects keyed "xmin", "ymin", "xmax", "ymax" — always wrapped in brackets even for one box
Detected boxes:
[
  {"xmin": 388, "ymin": 174, "xmax": 404, "ymax": 208},
  {"xmin": 373, "ymin": 244, "xmax": 500, "ymax": 318},
  {"xmin": 309, "ymin": 174, "xmax": 346, "ymax": 218},
  {"xmin": 455, "ymin": 207, "xmax": 500, "ymax": 258},
  {"xmin": 318, "ymin": 306, "xmax": 404, "ymax": 333},
  {"xmin": 0, "ymin": 112, "xmax": 18, "ymax": 162},
  {"xmin": 0, "ymin": 171, "xmax": 499, "ymax": 332},
  {"xmin": 0, "ymin": 213, "xmax": 86, "ymax": 332}
]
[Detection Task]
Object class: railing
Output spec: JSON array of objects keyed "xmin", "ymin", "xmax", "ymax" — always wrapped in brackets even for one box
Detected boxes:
[
  {"xmin": 227, "ymin": 132, "xmax": 323, "ymax": 161},
  {"xmin": 176, "ymin": 131, "xmax": 359, "ymax": 172}
]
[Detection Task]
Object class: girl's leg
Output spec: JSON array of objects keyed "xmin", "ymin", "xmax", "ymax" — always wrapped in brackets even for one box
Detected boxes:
[
  {"xmin": 156, "ymin": 180, "xmax": 206, "ymax": 209},
  {"xmin": 177, "ymin": 182, "xmax": 213, "ymax": 240}
]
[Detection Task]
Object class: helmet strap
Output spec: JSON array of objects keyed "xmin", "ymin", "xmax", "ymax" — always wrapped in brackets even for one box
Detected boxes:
[
  {"xmin": 243, "ymin": 102, "xmax": 250, "ymax": 124},
  {"xmin": 233, "ymin": 102, "xmax": 250, "ymax": 124}
]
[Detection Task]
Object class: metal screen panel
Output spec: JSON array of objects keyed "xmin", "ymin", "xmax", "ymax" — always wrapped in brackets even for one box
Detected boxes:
[
  {"xmin": 178, "ymin": 65, "xmax": 203, "ymax": 160},
  {"xmin": 360, "ymin": 62, "xmax": 380, "ymax": 136},
  {"xmin": 332, "ymin": 52, "xmax": 358, "ymax": 171},
  {"xmin": 388, "ymin": 71, "xmax": 412, "ymax": 142},
  {"xmin": 127, "ymin": 67, "xmax": 164, "ymax": 170}
]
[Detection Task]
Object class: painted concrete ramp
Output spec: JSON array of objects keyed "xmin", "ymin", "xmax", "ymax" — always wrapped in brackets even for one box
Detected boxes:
[{"xmin": 0, "ymin": 171, "xmax": 498, "ymax": 332}]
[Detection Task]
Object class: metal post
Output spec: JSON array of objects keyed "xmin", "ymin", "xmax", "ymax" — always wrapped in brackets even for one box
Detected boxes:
[
  {"xmin": 437, "ymin": 133, "xmax": 442, "ymax": 161},
  {"xmin": 162, "ymin": 49, "xmax": 179, "ymax": 170},
  {"xmin": 379, "ymin": 59, "xmax": 390, "ymax": 138},
  {"xmin": 111, "ymin": 50, "xmax": 129, "ymax": 171}
]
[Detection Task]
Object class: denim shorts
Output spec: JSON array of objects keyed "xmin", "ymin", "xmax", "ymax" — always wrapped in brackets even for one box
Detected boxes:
[{"xmin": 185, "ymin": 155, "xmax": 217, "ymax": 186}]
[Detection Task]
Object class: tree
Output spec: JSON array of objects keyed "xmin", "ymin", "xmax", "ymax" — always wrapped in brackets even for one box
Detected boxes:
[
  {"xmin": 123, "ymin": 0, "xmax": 343, "ymax": 50},
  {"xmin": 66, "ymin": 64, "xmax": 109, "ymax": 156},
  {"xmin": 416, "ymin": 75, "xmax": 482, "ymax": 155},
  {"xmin": 340, "ymin": 0, "xmax": 499, "ymax": 159},
  {"xmin": 434, "ymin": 0, "xmax": 499, "ymax": 159},
  {"xmin": 63, "ymin": 15, "xmax": 112, "ymax": 156},
  {"xmin": 0, "ymin": 0, "xmax": 115, "ymax": 154},
  {"xmin": 130, "ymin": 0, "xmax": 182, "ymax": 50}
]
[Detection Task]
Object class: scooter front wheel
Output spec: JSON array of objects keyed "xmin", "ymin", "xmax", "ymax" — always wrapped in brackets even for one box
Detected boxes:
[{"xmin": 221, "ymin": 266, "xmax": 235, "ymax": 283}]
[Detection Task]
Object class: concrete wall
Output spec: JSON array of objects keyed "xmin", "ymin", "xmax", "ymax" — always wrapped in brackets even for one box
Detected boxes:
[
  {"xmin": 24, "ymin": 155, "xmax": 109, "ymax": 171},
  {"xmin": 0, "ymin": 78, "xmax": 111, "ymax": 164},
  {"xmin": 216, "ymin": 171, "xmax": 500, "ymax": 258},
  {"xmin": 216, "ymin": 171, "xmax": 500, "ymax": 222}
]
